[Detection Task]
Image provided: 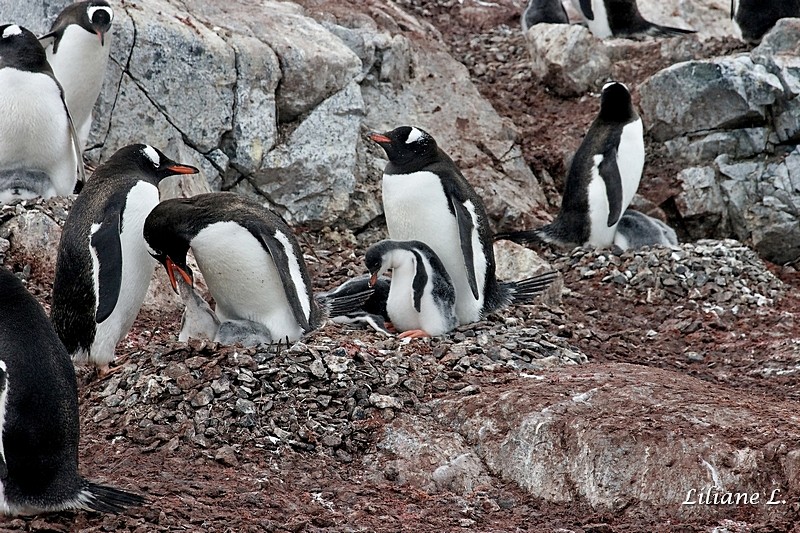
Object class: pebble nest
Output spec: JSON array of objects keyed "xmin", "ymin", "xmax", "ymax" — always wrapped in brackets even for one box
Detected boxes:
[{"xmin": 554, "ymin": 239, "xmax": 785, "ymax": 314}]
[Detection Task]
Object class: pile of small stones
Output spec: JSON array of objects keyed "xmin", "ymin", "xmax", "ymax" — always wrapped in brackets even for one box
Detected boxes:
[
  {"xmin": 555, "ymin": 240, "xmax": 785, "ymax": 313},
  {"xmin": 84, "ymin": 314, "xmax": 586, "ymax": 464}
]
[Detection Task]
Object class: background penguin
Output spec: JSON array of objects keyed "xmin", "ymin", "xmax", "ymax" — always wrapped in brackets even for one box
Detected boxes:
[
  {"xmin": 732, "ymin": 0, "xmax": 800, "ymax": 43},
  {"xmin": 143, "ymin": 192, "xmax": 371, "ymax": 343},
  {"xmin": 522, "ymin": 0, "xmax": 569, "ymax": 32},
  {"xmin": 371, "ymin": 126, "xmax": 557, "ymax": 325},
  {"xmin": 496, "ymin": 82, "xmax": 644, "ymax": 249},
  {"xmin": 365, "ymin": 240, "xmax": 458, "ymax": 338},
  {"xmin": 40, "ymin": 0, "xmax": 114, "ymax": 151},
  {"xmin": 0, "ymin": 266, "xmax": 143, "ymax": 515},
  {"xmin": 0, "ymin": 24, "xmax": 83, "ymax": 202},
  {"xmin": 613, "ymin": 208, "xmax": 678, "ymax": 251},
  {"xmin": 570, "ymin": 0, "xmax": 695, "ymax": 38},
  {"xmin": 51, "ymin": 144, "xmax": 198, "ymax": 376}
]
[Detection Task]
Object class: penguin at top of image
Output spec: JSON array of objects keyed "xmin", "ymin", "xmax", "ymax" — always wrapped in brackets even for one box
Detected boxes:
[
  {"xmin": 365, "ymin": 239, "xmax": 458, "ymax": 339},
  {"xmin": 50, "ymin": 144, "xmax": 198, "ymax": 376},
  {"xmin": 0, "ymin": 24, "xmax": 83, "ymax": 203},
  {"xmin": 143, "ymin": 192, "xmax": 372, "ymax": 344},
  {"xmin": 496, "ymin": 81, "xmax": 644, "ymax": 250},
  {"xmin": 570, "ymin": 0, "xmax": 695, "ymax": 38},
  {"xmin": 731, "ymin": 0, "xmax": 800, "ymax": 43},
  {"xmin": 522, "ymin": 0, "xmax": 570, "ymax": 32},
  {"xmin": 370, "ymin": 126, "xmax": 558, "ymax": 325},
  {"xmin": 41, "ymin": 0, "xmax": 114, "ymax": 150},
  {"xmin": 0, "ymin": 266, "xmax": 144, "ymax": 516}
]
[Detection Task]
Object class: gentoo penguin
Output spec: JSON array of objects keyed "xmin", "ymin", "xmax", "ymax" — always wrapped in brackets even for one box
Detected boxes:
[
  {"xmin": 51, "ymin": 144, "xmax": 198, "ymax": 375},
  {"xmin": 143, "ymin": 192, "xmax": 371, "ymax": 343},
  {"xmin": 365, "ymin": 240, "xmax": 458, "ymax": 338},
  {"xmin": 495, "ymin": 82, "xmax": 644, "ymax": 249},
  {"xmin": 0, "ymin": 24, "xmax": 83, "ymax": 202},
  {"xmin": 371, "ymin": 126, "xmax": 557, "ymax": 325},
  {"xmin": 570, "ymin": 0, "xmax": 695, "ymax": 38},
  {"xmin": 522, "ymin": 0, "xmax": 569, "ymax": 32},
  {"xmin": 322, "ymin": 275, "xmax": 393, "ymax": 335},
  {"xmin": 0, "ymin": 266, "xmax": 143, "ymax": 515},
  {"xmin": 732, "ymin": 0, "xmax": 800, "ymax": 43},
  {"xmin": 41, "ymin": 1, "xmax": 113, "ymax": 150},
  {"xmin": 613, "ymin": 208, "xmax": 678, "ymax": 251}
]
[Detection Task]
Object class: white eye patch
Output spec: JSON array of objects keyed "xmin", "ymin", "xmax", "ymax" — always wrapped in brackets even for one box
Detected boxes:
[
  {"xmin": 2, "ymin": 25, "xmax": 22, "ymax": 39},
  {"xmin": 87, "ymin": 5, "xmax": 114, "ymax": 23},
  {"xmin": 406, "ymin": 127, "xmax": 424, "ymax": 144},
  {"xmin": 602, "ymin": 81, "xmax": 627, "ymax": 92},
  {"xmin": 142, "ymin": 145, "xmax": 160, "ymax": 167}
]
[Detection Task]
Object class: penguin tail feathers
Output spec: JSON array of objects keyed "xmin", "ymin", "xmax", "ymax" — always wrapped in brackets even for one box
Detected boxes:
[
  {"xmin": 493, "ymin": 229, "xmax": 546, "ymax": 245},
  {"xmin": 79, "ymin": 481, "xmax": 145, "ymax": 513},
  {"xmin": 651, "ymin": 23, "xmax": 696, "ymax": 36},
  {"xmin": 502, "ymin": 271, "xmax": 559, "ymax": 304},
  {"xmin": 319, "ymin": 281, "xmax": 375, "ymax": 318}
]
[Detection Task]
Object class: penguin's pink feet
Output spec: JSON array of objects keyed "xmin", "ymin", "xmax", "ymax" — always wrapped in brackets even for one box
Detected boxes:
[
  {"xmin": 96, "ymin": 364, "xmax": 122, "ymax": 379},
  {"xmin": 398, "ymin": 329, "xmax": 431, "ymax": 339}
]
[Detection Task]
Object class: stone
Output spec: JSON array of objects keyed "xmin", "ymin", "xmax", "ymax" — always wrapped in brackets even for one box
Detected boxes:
[
  {"xmin": 675, "ymin": 166, "xmax": 729, "ymax": 240},
  {"xmin": 525, "ymin": 24, "xmax": 611, "ymax": 97},
  {"xmin": 664, "ymin": 128, "xmax": 773, "ymax": 164},
  {"xmin": 369, "ymin": 393, "xmax": 402, "ymax": 409},
  {"xmin": 0, "ymin": 207, "xmax": 62, "ymax": 277},
  {"xmin": 493, "ymin": 240, "xmax": 562, "ymax": 306}
]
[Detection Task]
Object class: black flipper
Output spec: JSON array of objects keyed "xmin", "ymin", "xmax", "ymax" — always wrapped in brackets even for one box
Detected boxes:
[
  {"xmin": 650, "ymin": 23, "xmax": 696, "ymax": 36},
  {"xmin": 450, "ymin": 198, "xmax": 480, "ymax": 300},
  {"xmin": 493, "ymin": 229, "xmax": 547, "ymax": 245},
  {"xmin": 254, "ymin": 229, "xmax": 312, "ymax": 332},
  {"xmin": 80, "ymin": 481, "xmax": 145, "ymax": 514},
  {"xmin": 598, "ymin": 149, "xmax": 623, "ymax": 227},
  {"xmin": 91, "ymin": 212, "xmax": 123, "ymax": 323},
  {"xmin": 411, "ymin": 250, "xmax": 428, "ymax": 313},
  {"xmin": 0, "ymin": 361, "xmax": 6, "ymax": 479},
  {"xmin": 580, "ymin": 0, "xmax": 595, "ymax": 20},
  {"xmin": 502, "ymin": 271, "xmax": 558, "ymax": 304}
]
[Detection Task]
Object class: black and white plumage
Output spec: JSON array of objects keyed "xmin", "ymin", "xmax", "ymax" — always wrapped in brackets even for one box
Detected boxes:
[
  {"xmin": 0, "ymin": 24, "xmax": 83, "ymax": 203},
  {"xmin": 522, "ymin": 0, "xmax": 569, "ymax": 32},
  {"xmin": 365, "ymin": 240, "xmax": 458, "ymax": 338},
  {"xmin": 144, "ymin": 192, "xmax": 370, "ymax": 343},
  {"xmin": 570, "ymin": 0, "xmax": 695, "ymax": 38},
  {"xmin": 613, "ymin": 209, "xmax": 678, "ymax": 251},
  {"xmin": 731, "ymin": 0, "xmax": 800, "ymax": 43},
  {"xmin": 496, "ymin": 82, "xmax": 644, "ymax": 250},
  {"xmin": 0, "ymin": 266, "xmax": 143, "ymax": 515},
  {"xmin": 41, "ymin": 1, "xmax": 113, "ymax": 150},
  {"xmin": 322, "ymin": 275, "xmax": 392, "ymax": 336},
  {"xmin": 371, "ymin": 126, "xmax": 557, "ymax": 324},
  {"xmin": 51, "ymin": 144, "xmax": 198, "ymax": 374}
]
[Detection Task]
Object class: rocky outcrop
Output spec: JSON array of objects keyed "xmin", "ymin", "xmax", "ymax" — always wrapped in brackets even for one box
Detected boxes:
[{"xmin": 640, "ymin": 19, "xmax": 800, "ymax": 264}]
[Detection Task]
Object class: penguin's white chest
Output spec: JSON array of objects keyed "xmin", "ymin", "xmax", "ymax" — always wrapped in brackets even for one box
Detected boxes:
[
  {"xmin": 383, "ymin": 171, "xmax": 485, "ymax": 324},
  {"xmin": 0, "ymin": 69, "xmax": 76, "ymax": 197},
  {"xmin": 190, "ymin": 222, "xmax": 308, "ymax": 342},
  {"xmin": 573, "ymin": 0, "xmax": 613, "ymax": 37}
]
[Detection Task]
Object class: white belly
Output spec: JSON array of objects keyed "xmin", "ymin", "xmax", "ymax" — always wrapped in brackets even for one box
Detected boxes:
[
  {"xmin": 383, "ymin": 171, "xmax": 485, "ymax": 324},
  {"xmin": 191, "ymin": 222, "xmax": 305, "ymax": 342},
  {"xmin": 46, "ymin": 27, "xmax": 111, "ymax": 148},
  {"xmin": 91, "ymin": 182, "xmax": 160, "ymax": 366},
  {"xmin": 575, "ymin": 0, "xmax": 613, "ymax": 37},
  {"xmin": 617, "ymin": 118, "xmax": 644, "ymax": 212},
  {"xmin": 0, "ymin": 69, "xmax": 76, "ymax": 197},
  {"xmin": 586, "ymin": 154, "xmax": 616, "ymax": 247}
]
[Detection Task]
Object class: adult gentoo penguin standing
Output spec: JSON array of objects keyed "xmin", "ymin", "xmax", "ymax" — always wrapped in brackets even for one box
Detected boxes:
[
  {"xmin": 731, "ymin": 0, "xmax": 800, "ymax": 43},
  {"xmin": 0, "ymin": 24, "xmax": 83, "ymax": 202},
  {"xmin": 0, "ymin": 267, "xmax": 143, "ymax": 515},
  {"xmin": 41, "ymin": 0, "xmax": 113, "ymax": 150},
  {"xmin": 570, "ymin": 0, "xmax": 695, "ymax": 38},
  {"xmin": 143, "ymin": 192, "xmax": 370, "ymax": 342},
  {"xmin": 370, "ymin": 126, "xmax": 557, "ymax": 325},
  {"xmin": 51, "ymin": 144, "xmax": 198, "ymax": 375},
  {"xmin": 365, "ymin": 240, "xmax": 458, "ymax": 338},
  {"xmin": 522, "ymin": 0, "xmax": 569, "ymax": 32},
  {"xmin": 496, "ymin": 82, "xmax": 644, "ymax": 249}
]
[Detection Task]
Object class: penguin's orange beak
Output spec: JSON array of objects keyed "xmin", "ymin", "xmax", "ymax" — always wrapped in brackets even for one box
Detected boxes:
[
  {"xmin": 166, "ymin": 164, "xmax": 199, "ymax": 175},
  {"xmin": 165, "ymin": 257, "xmax": 193, "ymax": 293},
  {"xmin": 96, "ymin": 30, "xmax": 105, "ymax": 46},
  {"xmin": 369, "ymin": 133, "xmax": 391, "ymax": 144}
]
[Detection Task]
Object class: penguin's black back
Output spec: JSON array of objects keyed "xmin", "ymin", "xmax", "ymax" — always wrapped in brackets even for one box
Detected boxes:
[
  {"xmin": 0, "ymin": 25, "xmax": 53, "ymax": 74},
  {"xmin": 734, "ymin": 0, "xmax": 800, "ymax": 43},
  {"xmin": 522, "ymin": 0, "xmax": 569, "ymax": 30},
  {"xmin": 0, "ymin": 267, "xmax": 83, "ymax": 507}
]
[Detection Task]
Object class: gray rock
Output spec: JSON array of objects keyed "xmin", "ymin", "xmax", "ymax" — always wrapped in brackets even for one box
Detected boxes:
[
  {"xmin": 664, "ymin": 128, "xmax": 773, "ymax": 164},
  {"xmin": 493, "ymin": 240, "xmax": 562, "ymax": 306},
  {"xmin": 0, "ymin": 0, "xmax": 71, "ymax": 34},
  {"xmin": 675, "ymin": 166, "xmax": 729, "ymax": 239},
  {"xmin": 525, "ymin": 24, "xmax": 611, "ymax": 97}
]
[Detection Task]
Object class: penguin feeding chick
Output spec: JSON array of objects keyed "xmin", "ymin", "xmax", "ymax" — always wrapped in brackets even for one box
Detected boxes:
[
  {"xmin": 496, "ymin": 82, "xmax": 644, "ymax": 250},
  {"xmin": 570, "ymin": 0, "xmax": 695, "ymax": 38},
  {"xmin": 0, "ymin": 24, "xmax": 83, "ymax": 202},
  {"xmin": 51, "ymin": 144, "xmax": 198, "ymax": 375},
  {"xmin": 371, "ymin": 126, "xmax": 557, "ymax": 325},
  {"xmin": 41, "ymin": 1, "xmax": 113, "ymax": 151},
  {"xmin": 365, "ymin": 240, "xmax": 458, "ymax": 339},
  {"xmin": 0, "ymin": 266, "xmax": 143, "ymax": 516},
  {"xmin": 144, "ymin": 192, "xmax": 371, "ymax": 343}
]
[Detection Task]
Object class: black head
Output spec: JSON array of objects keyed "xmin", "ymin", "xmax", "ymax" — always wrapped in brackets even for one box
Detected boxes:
[
  {"xmin": 144, "ymin": 199, "xmax": 195, "ymax": 294},
  {"xmin": 597, "ymin": 81, "xmax": 636, "ymax": 123},
  {"xmin": 85, "ymin": 1, "xmax": 114, "ymax": 44},
  {"xmin": 108, "ymin": 143, "xmax": 199, "ymax": 184},
  {"xmin": 0, "ymin": 24, "xmax": 50, "ymax": 73},
  {"xmin": 369, "ymin": 126, "xmax": 439, "ymax": 169}
]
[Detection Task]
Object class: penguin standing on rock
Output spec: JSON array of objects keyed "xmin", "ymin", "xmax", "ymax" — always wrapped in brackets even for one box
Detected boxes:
[
  {"xmin": 496, "ymin": 82, "xmax": 644, "ymax": 249},
  {"xmin": 522, "ymin": 0, "xmax": 569, "ymax": 32},
  {"xmin": 365, "ymin": 240, "xmax": 458, "ymax": 338},
  {"xmin": 0, "ymin": 266, "xmax": 143, "ymax": 515},
  {"xmin": 0, "ymin": 24, "xmax": 83, "ymax": 202},
  {"xmin": 570, "ymin": 0, "xmax": 695, "ymax": 38},
  {"xmin": 143, "ymin": 192, "xmax": 371, "ymax": 343},
  {"xmin": 51, "ymin": 144, "xmax": 198, "ymax": 376},
  {"xmin": 370, "ymin": 126, "xmax": 557, "ymax": 325},
  {"xmin": 41, "ymin": 0, "xmax": 114, "ymax": 151}
]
